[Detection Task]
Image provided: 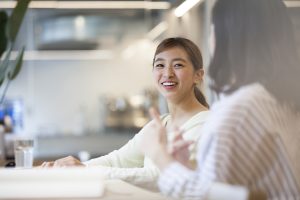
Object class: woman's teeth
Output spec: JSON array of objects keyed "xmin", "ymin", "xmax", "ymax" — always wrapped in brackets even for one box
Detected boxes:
[{"xmin": 162, "ymin": 82, "xmax": 176, "ymax": 86}]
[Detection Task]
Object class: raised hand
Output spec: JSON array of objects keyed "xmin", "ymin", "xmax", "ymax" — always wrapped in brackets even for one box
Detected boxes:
[
  {"xmin": 139, "ymin": 107, "xmax": 174, "ymax": 170},
  {"xmin": 168, "ymin": 128, "xmax": 194, "ymax": 169}
]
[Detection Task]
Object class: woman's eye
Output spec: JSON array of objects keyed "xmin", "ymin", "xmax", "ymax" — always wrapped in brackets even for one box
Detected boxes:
[
  {"xmin": 174, "ymin": 63, "xmax": 183, "ymax": 68},
  {"xmin": 154, "ymin": 64, "xmax": 164, "ymax": 68}
]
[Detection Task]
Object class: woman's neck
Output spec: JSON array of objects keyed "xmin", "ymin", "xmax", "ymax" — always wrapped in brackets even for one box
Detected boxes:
[{"xmin": 167, "ymin": 97, "xmax": 208, "ymax": 129}]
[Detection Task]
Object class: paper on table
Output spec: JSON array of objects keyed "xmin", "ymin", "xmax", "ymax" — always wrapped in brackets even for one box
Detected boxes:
[{"xmin": 0, "ymin": 167, "xmax": 104, "ymax": 199}]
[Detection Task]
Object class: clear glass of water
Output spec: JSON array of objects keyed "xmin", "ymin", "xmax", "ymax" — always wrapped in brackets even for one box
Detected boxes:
[{"xmin": 14, "ymin": 139, "xmax": 34, "ymax": 168}]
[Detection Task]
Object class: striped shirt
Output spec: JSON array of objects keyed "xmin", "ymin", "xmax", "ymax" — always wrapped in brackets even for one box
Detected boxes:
[{"xmin": 158, "ymin": 83, "xmax": 300, "ymax": 200}]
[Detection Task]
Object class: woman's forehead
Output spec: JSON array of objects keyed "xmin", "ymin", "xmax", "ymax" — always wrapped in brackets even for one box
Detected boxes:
[{"xmin": 155, "ymin": 47, "xmax": 188, "ymax": 60}]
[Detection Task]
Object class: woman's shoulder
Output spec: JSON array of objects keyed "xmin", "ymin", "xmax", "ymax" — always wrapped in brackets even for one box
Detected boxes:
[
  {"xmin": 234, "ymin": 83, "xmax": 271, "ymax": 100},
  {"xmin": 207, "ymin": 83, "xmax": 279, "ymax": 127},
  {"xmin": 192, "ymin": 110, "xmax": 210, "ymax": 120},
  {"xmin": 215, "ymin": 83, "xmax": 274, "ymax": 110},
  {"xmin": 136, "ymin": 113, "xmax": 170, "ymax": 135},
  {"xmin": 183, "ymin": 110, "xmax": 210, "ymax": 127}
]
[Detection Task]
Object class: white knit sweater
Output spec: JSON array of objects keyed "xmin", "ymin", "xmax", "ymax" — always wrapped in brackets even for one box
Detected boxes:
[{"xmin": 84, "ymin": 111, "xmax": 210, "ymax": 191}]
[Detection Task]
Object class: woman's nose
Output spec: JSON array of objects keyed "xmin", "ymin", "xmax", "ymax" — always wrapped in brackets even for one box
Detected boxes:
[{"xmin": 163, "ymin": 66, "xmax": 174, "ymax": 77}]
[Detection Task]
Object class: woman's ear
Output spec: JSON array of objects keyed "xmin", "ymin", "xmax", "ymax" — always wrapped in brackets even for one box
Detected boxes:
[{"xmin": 194, "ymin": 69, "xmax": 204, "ymax": 84}]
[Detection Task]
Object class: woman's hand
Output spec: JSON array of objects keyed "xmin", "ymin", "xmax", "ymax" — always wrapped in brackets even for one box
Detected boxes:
[
  {"xmin": 140, "ymin": 108, "xmax": 174, "ymax": 170},
  {"xmin": 141, "ymin": 107, "xmax": 194, "ymax": 170},
  {"xmin": 40, "ymin": 156, "xmax": 85, "ymax": 168},
  {"xmin": 168, "ymin": 129, "xmax": 194, "ymax": 169}
]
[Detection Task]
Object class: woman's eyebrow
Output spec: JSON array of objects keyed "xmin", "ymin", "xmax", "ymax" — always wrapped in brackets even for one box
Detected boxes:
[
  {"xmin": 172, "ymin": 58, "xmax": 187, "ymax": 63},
  {"xmin": 154, "ymin": 57, "xmax": 187, "ymax": 63},
  {"xmin": 154, "ymin": 58, "xmax": 165, "ymax": 63}
]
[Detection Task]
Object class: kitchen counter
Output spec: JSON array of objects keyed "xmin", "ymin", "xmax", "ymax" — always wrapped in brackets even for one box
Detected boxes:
[
  {"xmin": 36, "ymin": 132, "xmax": 135, "ymax": 160},
  {"xmin": 4, "ymin": 131, "xmax": 136, "ymax": 161}
]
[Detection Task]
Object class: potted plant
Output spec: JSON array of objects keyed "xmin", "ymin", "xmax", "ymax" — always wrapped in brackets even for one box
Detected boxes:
[{"xmin": 0, "ymin": 0, "xmax": 30, "ymax": 161}]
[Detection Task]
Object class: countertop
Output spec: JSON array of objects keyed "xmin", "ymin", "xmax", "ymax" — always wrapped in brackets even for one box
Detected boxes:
[{"xmin": 4, "ymin": 131, "xmax": 136, "ymax": 161}]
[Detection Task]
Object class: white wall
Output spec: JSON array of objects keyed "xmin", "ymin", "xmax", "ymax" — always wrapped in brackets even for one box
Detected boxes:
[
  {"xmin": 6, "ymin": 45, "xmax": 156, "ymax": 136},
  {"xmin": 5, "ymin": 1, "xmax": 217, "ymax": 136}
]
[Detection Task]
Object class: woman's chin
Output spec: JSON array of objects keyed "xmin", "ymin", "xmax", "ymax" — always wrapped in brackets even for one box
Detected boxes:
[{"xmin": 164, "ymin": 94, "xmax": 180, "ymax": 103}]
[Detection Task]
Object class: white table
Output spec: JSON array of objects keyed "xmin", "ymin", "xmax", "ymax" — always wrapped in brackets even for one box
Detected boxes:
[
  {"xmin": 102, "ymin": 179, "xmax": 170, "ymax": 200},
  {"xmin": 0, "ymin": 168, "xmax": 171, "ymax": 200},
  {"xmin": 1, "ymin": 180, "xmax": 170, "ymax": 200}
]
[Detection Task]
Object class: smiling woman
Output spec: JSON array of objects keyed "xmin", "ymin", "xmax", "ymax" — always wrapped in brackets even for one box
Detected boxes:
[
  {"xmin": 152, "ymin": 37, "xmax": 209, "ymax": 108},
  {"xmin": 40, "ymin": 37, "xmax": 210, "ymax": 192},
  {"xmin": 153, "ymin": 48, "xmax": 200, "ymax": 101}
]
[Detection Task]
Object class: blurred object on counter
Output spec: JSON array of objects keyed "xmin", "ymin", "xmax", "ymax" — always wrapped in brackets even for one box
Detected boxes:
[
  {"xmin": 0, "ymin": 98, "xmax": 24, "ymax": 134},
  {"xmin": 78, "ymin": 150, "xmax": 91, "ymax": 162},
  {"xmin": 100, "ymin": 88, "xmax": 161, "ymax": 132},
  {"xmin": 0, "ymin": 128, "xmax": 5, "ymax": 160},
  {"xmin": 103, "ymin": 96, "xmax": 130, "ymax": 130},
  {"xmin": 0, "ymin": 115, "xmax": 13, "ymax": 133}
]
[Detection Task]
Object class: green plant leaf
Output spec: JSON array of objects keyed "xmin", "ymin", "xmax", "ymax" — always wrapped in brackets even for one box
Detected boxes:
[
  {"xmin": 7, "ymin": 0, "xmax": 30, "ymax": 42},
  {"xmin": 8, "ymin": 46, "xmax": 25, "ymax": 80},
  {"xmin": 0, "ymin": 72, "xmax": 4, "ymax": 87},
  {"xmin": 0, "ymin": 62, "xmax": 5, "ymax": 87},
  {"xmin": 0, "ymin": 11, "xmax": 8, "ymax": 57},
  {"xmin": 0, "ymin": 43, "xmax": 12, "ymax": 88}
]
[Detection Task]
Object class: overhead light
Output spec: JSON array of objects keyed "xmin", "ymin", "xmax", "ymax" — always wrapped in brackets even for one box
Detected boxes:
[
  {"xmin": 146, "ymin": 21, "xmax": 168, "ymax": 40},
  {"xmin": 284, "ymin": 1, "xmax": 300, "ymax": 7},
  {"xmin": 0, "ymin": 1, "xmax": 170, "ymax": 10},
  {"xmin": 9, "ymin": 50, "xmax": 114, "ymax": 61},
  {"xmin": 174, "ymin": 0, "xmax": 204, "ymax": 17}
]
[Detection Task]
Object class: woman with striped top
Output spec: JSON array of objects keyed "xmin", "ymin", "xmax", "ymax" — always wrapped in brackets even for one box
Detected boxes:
[{"xmin": 141, "ymin": 0, "xmax": 300, "ymax": 199}]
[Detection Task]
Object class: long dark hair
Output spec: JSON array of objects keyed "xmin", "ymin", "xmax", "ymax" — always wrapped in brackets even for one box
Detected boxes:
[
  {"xmin": 153, "ymin": 37, "xmax": 209, "ymax": 108},
  {"xmin": 209, "ymin": 0, "xmax": 300, "ymax": 110}
]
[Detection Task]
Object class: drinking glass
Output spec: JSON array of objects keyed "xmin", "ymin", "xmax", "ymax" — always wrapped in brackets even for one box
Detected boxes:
[{"xmin": 14, "ymin": 139, "xmax": 34, "ymax": 168}]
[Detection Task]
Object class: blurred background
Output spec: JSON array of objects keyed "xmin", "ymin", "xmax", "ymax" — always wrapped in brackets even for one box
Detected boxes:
[{"xmin": 0, "ymin": 0, "xmax": 300, "ymax": 162}]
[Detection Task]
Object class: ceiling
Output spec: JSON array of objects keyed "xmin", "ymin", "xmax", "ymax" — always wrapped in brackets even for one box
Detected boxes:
[
  {"xmin": 13, "ymin": 0, "xmax": 177, "ymax": 51},
  {"xmin": 5, "ymin": 0, "xmax": 300, "ymax": 56}
]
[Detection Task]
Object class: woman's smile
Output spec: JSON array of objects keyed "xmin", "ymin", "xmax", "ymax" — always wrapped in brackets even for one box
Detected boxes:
[{"xmin": 161, "ymin": 81, "xmax": 178, "ymax": 90}]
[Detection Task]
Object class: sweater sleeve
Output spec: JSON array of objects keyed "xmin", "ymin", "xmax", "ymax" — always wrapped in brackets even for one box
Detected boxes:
[
  {"xmin": 94, "ymin": 162, "xmax": 161, "ymax": 191},
  {"xmin": 84, "ymin": 132, "xmax": 144, "ymax": 168},
  {"xmin": 83, "ymin": 120, "xmax": 162, "ymax": 191}
]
